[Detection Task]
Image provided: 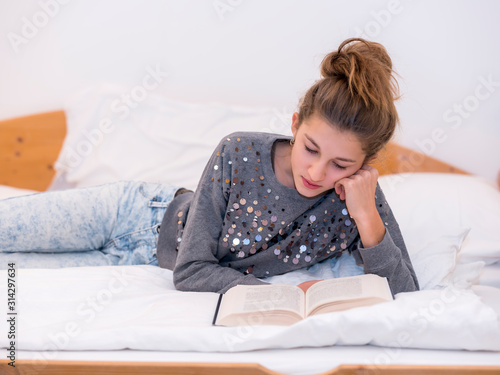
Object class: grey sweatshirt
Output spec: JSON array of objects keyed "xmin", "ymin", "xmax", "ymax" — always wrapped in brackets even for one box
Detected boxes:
[{"xmin": 157, "ymin": 132, "xmax": 419, "ymax": 295}]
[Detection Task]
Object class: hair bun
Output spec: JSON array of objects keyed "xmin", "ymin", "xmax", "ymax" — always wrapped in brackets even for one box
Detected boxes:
[
  {"xmin": 320, "ymin": 49, "xmax": 350, "ymax": 80},
  {"xmin": 321, "ymin": 38, "xmax": 392, "ymax": 78},
  {"xmin": 320, "ymin": 38, "xmax": 397, "ymax": 106}
]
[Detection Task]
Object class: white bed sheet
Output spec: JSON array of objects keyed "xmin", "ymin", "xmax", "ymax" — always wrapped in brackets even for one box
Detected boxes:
[{"xmin": 1, "ymin": 265, "xmax": 499, "ymax": 356}]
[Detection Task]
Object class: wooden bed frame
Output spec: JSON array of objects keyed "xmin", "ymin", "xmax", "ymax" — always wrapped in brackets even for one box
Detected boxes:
[{"xmin": 0, "ymin": 111, "xmax": 498, "ymax": 375}]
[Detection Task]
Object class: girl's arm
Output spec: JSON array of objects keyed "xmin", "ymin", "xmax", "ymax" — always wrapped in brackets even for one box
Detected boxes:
[
  {"xmin": 335, "ymin": 165, "xmax": 419, "ymax": 295},
  {"xmin": 335, "ymin": 164, "xmax": 385, "ymax": 247}
]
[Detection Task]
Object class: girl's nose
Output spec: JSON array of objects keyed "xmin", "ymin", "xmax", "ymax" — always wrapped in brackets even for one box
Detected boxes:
[{"xmin": 308, "ymin": 161, "xmax": 326, "ymax": 182}]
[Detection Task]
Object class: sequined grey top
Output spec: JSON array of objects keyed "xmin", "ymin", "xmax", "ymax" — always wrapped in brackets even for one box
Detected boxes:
[{"xmin": 157, "ymin": 132, "xmax": 419, "ymax": 295}]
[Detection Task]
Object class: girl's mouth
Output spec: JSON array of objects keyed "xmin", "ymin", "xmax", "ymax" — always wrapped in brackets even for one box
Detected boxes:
[{"xmin": 302, "ymin": 177, "xmax": 321, "ymax": 190}]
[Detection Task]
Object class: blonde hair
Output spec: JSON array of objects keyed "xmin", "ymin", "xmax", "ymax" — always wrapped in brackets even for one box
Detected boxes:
[{"xmin": 297, "ymin": 38, "xmax": 400, "ymax": 159}]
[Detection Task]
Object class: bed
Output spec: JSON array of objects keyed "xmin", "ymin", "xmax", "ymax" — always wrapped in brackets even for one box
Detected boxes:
[{"xmin": 1, "ymin": 86, "xmax": 500, "ymax": 375}]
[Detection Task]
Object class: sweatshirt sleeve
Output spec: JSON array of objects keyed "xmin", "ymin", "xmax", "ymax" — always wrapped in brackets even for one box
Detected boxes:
[
  {"xmin": 353, "ymin": 184, "xmax": 420, "ymax": 295},
  {"xmin": 172, "ymin": 135, "xmax": 268, "ymax": 294}
]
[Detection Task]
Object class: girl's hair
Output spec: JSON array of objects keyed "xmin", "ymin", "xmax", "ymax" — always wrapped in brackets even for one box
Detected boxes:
[{"xmin": 297, "ymin": 38, "xmax": 400, "ymax": 159}]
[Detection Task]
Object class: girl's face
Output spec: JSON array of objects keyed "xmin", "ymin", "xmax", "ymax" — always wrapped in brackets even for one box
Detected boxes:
[{"xmin": 290, "ymin": 113, "xmax": 366, "ymax": 198}]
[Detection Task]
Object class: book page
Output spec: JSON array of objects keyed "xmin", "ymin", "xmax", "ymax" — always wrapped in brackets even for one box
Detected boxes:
[
  {"xmin": 242, "ymin": 285, "xmax": 303, "ymax": 314},
  {"xmin": 305, "ymin": 274, "xmax": 392, "ymax": 316},
  {"xmin": 216, "ymin": 284, "xmax": 305, "ymax": 324}
]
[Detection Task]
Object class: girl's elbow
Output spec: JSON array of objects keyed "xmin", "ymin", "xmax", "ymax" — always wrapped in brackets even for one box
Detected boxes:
[{"xmin": 172, "ymin": 267, "xmax": 193, "ymax": 291}]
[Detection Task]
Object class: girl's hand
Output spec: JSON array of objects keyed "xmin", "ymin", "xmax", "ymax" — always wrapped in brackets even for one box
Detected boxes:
[
  {"xmin": 334, "ymin": 164, "xmax": 385, "ymax": 248},
  {"xmin": 334, "ymin": 164, "xmax": 379, "ymax": 221}
]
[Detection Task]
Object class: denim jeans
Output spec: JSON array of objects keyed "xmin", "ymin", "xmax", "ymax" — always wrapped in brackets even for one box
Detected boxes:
[{"xmin": 0, "ymin": 181, "xmax": 177, "ymax": 269}]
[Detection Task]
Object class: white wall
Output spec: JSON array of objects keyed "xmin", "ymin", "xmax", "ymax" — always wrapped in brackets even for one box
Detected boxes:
[{"xmin": 1, "ymin": 0, "xmax": 499, "ymax": 183}]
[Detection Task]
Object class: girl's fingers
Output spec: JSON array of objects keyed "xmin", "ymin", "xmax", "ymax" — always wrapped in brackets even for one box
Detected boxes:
[
  {"xmin": 334, "ymin": 182, "xmax": 345, "ymax": 200},
  {"xmin": 334, "ymin": 164, "xmax": 377, "ymax": 201}
]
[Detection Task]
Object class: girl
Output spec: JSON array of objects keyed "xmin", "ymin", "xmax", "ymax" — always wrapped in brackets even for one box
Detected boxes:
[{"xmin": 0, "ymin": 38, "xmax": 419, "ymax": 296}]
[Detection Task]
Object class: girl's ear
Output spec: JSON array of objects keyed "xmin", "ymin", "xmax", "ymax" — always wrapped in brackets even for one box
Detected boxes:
[
  {"xmin": 291, "ymin": 112, "xmax": 300, "ymax": 137},
  {"xmin": 366, "ymin": 154, "xmax": 378, "ymax": 164}
]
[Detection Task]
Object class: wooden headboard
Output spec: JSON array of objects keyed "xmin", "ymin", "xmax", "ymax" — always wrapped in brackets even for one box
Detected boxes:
[
  {"xmin": 0, "ymin": 111, "xmax": 66, "ymax": 191},
  {"xmin": 0, "ymin": 110, "xmax": 469, "ymax": 192}
]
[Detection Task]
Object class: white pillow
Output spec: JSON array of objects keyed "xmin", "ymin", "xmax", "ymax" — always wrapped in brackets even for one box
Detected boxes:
[
  {"xmin": 478, "ymin": 261, "xmax": 500, "ymax": 289},
  {"xmin": 379, "ymin": 173, "xmax": 500, "ymax": 266},
  {"xmin": 452, "ymin": 260, "xmax": 486, "ymax": 289},
  {"xmin": 50, "ymin": 84, "xmax": 293, "ymax": 191},
  {"xmin": 408, "ymin": 227, "xmax": 474, "ymax": 290}
]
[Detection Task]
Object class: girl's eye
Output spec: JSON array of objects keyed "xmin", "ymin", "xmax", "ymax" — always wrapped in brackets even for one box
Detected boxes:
[
  {"xmin": 305, "ymin": 145, "xmax": 347, "ymax": 169},
  {"xmin": 305, "ymin": 146, "xmax": 317, "ymax": 154}
]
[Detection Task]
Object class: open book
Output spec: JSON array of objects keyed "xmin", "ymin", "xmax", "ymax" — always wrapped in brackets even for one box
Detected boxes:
[{"xmin": 213, "ymin": 274, "xmax": 393, "ymax": 326}]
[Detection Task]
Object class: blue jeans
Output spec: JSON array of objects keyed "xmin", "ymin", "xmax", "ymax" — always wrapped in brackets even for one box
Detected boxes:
[{"xmin": 0, "ymin": 181, "xmax": 177, "ymax": 269}]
